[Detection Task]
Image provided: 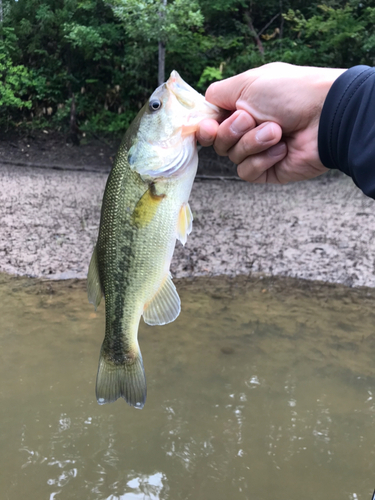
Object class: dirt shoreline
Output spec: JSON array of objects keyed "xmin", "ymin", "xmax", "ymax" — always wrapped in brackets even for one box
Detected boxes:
[{"xmin": 1, "ymin": 159, "xmax": 375, "ymax": 288}]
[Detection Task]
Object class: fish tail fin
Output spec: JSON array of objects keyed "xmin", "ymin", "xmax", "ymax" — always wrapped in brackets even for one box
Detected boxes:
[{"xmin": 95, "ymin": 345, "xmax": 147, "ymax": 409}]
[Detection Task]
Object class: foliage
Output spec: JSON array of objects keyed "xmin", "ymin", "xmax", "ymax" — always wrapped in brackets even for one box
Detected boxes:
[
  {"xmin": 0, "ymin": 26, "xmax": 46, "ymax": 121},
  {"xmin": 197, "ymin": 66, "xmax": 224, "ymax": 88},
  {"xmin": 1, "ymin": 0, "xmax": 375, "ymax": 134},
  {"xmin": 0, "ymin": 38, "xmax": 31, "ymax": 110},
  {"xmin": 281, "ymin": 4, "xmax": 375, "ymax": 67},
  {"xmin": 112, "ymin": 0, "xmax": 204, "ymax": 43}
]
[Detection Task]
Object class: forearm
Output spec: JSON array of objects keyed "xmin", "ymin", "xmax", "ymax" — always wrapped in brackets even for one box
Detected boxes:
[{"xmin": 318, "ymin": 65, "xmax": 375, "ymax": 198}]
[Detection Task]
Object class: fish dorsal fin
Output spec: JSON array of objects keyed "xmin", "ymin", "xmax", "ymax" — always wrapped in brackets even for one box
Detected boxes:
[
  {"xmin": 143, "ymin": 273, "xmax": 181, "ymax": 326},
  {"xmin": 87, "ymin": 246, "xmax": 103, "ymax": 310},
  {"xmin": 177, "ymin": 203, "xmax": 193, "ymax": 246}
]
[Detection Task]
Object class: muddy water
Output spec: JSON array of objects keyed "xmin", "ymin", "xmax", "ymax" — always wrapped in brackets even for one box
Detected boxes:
[{"xmin": 0, "ymin": 274, "xmax": 375, "ymax": 500}]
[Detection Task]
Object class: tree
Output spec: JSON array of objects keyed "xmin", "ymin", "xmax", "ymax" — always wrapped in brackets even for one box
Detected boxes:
[
  {"xmin": 4, "ymin": 0, "xmax": 132, "ymax": 132},
  {"xmin": 109, "ymin": 0, "xmax": 204, "ymax": 85},
  {"xmin": 2, "ymin": 0, "xmax": 375, "ymax": 134}
]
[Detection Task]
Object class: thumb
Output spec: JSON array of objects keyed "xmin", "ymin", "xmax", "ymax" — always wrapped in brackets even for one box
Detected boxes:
[{"xmin": 205, "ymin": 70, "xmax": 258, "ymax": 110}]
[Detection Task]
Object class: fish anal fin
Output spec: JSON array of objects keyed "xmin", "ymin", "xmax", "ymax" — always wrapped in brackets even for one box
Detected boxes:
[
  {"xmin": 177, "ymin": 203, "xmax": 193, "ymax": 246},
  {"xmin": 143, "ymin": 273, "xmax": 181, "ymax": 326},
  {"xmin": 87, "ymin": 246, "xmax": 103, "ymax": 310},
  {"xmin": 96, "ymin": 346, "xmax": 146, "ymax": 409},
  {"xmin": 132, "ymin": 183, "xmax": 165, "ymax": 228}
]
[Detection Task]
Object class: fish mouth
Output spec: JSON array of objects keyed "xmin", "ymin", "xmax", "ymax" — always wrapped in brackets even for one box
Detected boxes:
[
  {"xmin": 166, "ymin": 70, "xmax": 195, "ymax": 109},
  {"xmin": 166, "ymin": 70, "xmax": 223, "ymax": 119}
]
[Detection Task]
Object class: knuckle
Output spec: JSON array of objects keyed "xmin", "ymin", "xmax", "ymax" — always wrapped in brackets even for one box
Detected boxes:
[
  {"xmin": 249, "ymin": 156, "xmax": 265, "ymax": 171},
  {"xmin": 228, "ymin": 139, "xmax": 247, "ymax": 163},
  {"xmin": 238, "ymin": 153, "xmax": 272, "ymax": 178},
  {"xmin": 237, "ymin": 164, "xmax": 247, "ymax": 180},
  {"xmin": 213, "ymin": 143, "xmax": 228, "ymax": 157},
  {"xmin": 205, "ymin": 82, "xmax": 218, "ymax": 101},
  {"xmin": 228, "ymin": 149, "xmax": 242, "ymax": 165}
]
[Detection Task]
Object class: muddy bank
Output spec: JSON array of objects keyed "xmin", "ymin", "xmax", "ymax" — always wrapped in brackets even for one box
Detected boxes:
[
  {"xmin": 0, "ymin": 163, "xmax": 374, "ymax": 287},
  {"xmin": 0, "ymin": 130, "xmax": 237, "ymax": 177}
]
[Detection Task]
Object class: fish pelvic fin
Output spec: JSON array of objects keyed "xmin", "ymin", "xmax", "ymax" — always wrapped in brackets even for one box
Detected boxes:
[
  {"xmin": 96, "ymin": 345, "xmax": 146, "ymax": 409},
  {"xmin": 177, "ymin": 203, "xmax": 193, "ymax": 246}
]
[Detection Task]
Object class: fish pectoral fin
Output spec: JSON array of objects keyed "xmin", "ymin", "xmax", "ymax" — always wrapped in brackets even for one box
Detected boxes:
[
  {"xmin": 87, "ymin": 246, "xmax": 103, "ymax": 310},
  {"xmin": 177, "ymin": 202, "xmax": 193, "ymax": 246},
  {"xmin": 143, "ymin": 273, "xmax": 181, "ymax": 326},
  {"xmin": 132, "ymin": 183, "xmax": 166, "ymax": 228},
  {"xmin": 96, "ymin": 344, "xmax": 146, "ymax": 409}
]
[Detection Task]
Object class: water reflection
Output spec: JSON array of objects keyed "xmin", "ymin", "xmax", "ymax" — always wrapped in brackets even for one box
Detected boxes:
[{"xmin": 1, "ymin": 274, "xmax": 375, "ymax": 499}]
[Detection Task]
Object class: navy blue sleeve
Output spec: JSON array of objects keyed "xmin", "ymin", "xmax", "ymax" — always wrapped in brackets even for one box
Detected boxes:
[{"xmin": 318, "ymin": 65, "xmax": 375, "ymax": 199}]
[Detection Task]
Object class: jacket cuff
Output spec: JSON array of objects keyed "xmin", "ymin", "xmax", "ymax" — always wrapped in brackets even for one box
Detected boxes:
[{"xmin": 318, "ymin": 65, "xmax": 375, "ymax": 198}]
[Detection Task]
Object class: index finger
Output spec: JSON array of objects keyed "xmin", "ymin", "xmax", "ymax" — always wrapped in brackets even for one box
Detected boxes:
[{"xmin": 205, "ymin": 70, "xmax": 259, "ymax": 110}]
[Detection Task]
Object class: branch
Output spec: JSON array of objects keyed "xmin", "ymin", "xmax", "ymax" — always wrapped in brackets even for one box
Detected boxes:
[
  {"xmin": 279, "ymin": 0, "xmax": 284, "ymax": 39},
  {"xmin": 246, "ymin": 14, "xmax": 264, "ymax": 55},
  {"xmin": 258, "ymin": 12, "xmax": 280, "ymax": 38}
]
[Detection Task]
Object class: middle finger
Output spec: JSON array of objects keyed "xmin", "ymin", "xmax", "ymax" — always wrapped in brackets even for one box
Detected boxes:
[
  {"xmin": 228, "ymin": 122, "xmax": 282, "ymax": 165},
  {"xmin": 213, "ymin": 110, "xmax": 256, "ymax": 156}
]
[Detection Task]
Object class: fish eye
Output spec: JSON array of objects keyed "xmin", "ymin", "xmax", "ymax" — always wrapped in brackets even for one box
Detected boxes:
[{"xmin": 149, "ymin": 99, "xmax": 162, "ymax": 112}]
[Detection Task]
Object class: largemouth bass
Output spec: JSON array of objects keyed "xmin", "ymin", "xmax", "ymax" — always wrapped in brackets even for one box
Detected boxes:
[{"xmin": 87, "ymin": 71, "xmax": 223, "ymax": 409}]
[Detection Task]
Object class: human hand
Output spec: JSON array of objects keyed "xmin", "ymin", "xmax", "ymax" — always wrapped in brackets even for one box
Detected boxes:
[{"xmin": 197, "ymin": 62, "xmax": 346, "ymax": 184}]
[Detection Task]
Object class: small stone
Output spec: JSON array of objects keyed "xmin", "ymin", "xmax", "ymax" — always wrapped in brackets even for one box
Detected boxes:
[{"xmin": 221, "ymin": 346, "xmax": 234, "ymax": 355}]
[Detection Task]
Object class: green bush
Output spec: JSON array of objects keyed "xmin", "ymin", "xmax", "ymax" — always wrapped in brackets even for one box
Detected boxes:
[{"xmin": 1, "ymin": 0, "xmax": 375, "ymax": 134}]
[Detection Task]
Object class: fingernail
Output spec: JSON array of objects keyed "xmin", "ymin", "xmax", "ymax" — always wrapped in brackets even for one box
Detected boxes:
[
  {"xmin": 230, "ymin": 113, "xmax": 253, "ymax": 134},
  {"xmin": 256, "ymin": 124, "xmax": 275, "ymax": 143},
  {"xmin": 268, "ymin": 142, "xmax": 287, "ymax": 157}
]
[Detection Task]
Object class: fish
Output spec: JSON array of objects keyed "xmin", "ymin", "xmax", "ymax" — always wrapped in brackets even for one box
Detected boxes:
[{"xmin": 87, "ymin": 71, "xmax": 223, "ymax": 409}]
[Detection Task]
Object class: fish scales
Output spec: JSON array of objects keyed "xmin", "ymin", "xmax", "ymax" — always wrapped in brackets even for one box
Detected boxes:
[{"xmin": 88, "ymin": 71, "xmax": 224, "ymax": 408}]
